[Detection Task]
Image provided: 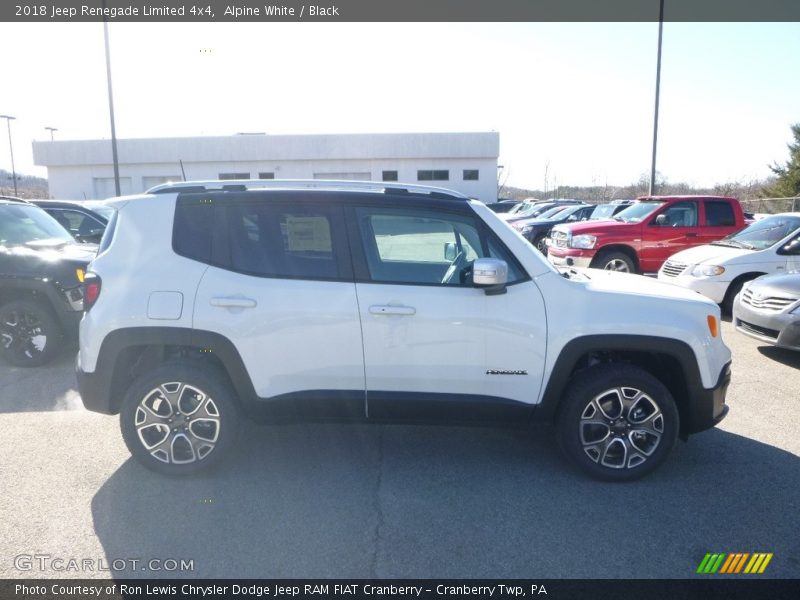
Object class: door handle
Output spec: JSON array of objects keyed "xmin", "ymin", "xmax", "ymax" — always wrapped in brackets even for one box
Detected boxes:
[
  {"xmin": 369, "ymin": 305, "xmax": 416, "ymax": 316},
  {"xmin": 210, "ymin": 297, "xmax": 257, "ymax": 309}
]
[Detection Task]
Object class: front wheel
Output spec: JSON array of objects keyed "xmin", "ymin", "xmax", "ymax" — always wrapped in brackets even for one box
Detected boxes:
[
  {"xmin": 557, "ymin": 364, "xmax": 679, "ymax": 481},
  {"xmin": 120, "ymin": 363, "xmax": 240, "ymax": 475},
  {"xmin": 593, "ymin": 250, "xmax": 636, "ymax": 273}
]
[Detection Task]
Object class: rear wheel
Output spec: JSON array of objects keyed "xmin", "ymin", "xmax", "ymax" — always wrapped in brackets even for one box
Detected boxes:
[
  {"xmin": 593, "ymin": 250, "xmax": 636, "ymax": 273},
  {"xmin": 534, "ymin": 234, "xmax": 548, "ymax": 254},
  {"xmin": 120, "ymin": 363, "xmax": 240, "ymax": 475},
  {"xmin": 557, "ymin": 364, "xmax": 679, "ymax": 481},
  {"xmin": 0, "ymin": 299, "xmax": 63, "ymax": 367}
]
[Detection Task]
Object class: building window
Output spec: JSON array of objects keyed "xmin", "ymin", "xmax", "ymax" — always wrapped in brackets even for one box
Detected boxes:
[
  {"xmin": 218, "ymin": 172, "xmax": 250, "ymax": 180},
  {"xmin": 258, "ymin": 172, "xmax": 275, "ymax": 180},
  {"xmin": 463, "ymin": 169, "xmax": 479, "ymax": 181},
  {"xmin": 382, "ymin": 170, "xmax": 398, "ymax": 182},
  {"xmin": 417, "ymin": 170, "xmax": 449, "ymax": 181}
]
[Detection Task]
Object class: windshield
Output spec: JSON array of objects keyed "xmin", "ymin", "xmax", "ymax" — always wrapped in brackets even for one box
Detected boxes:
[
  {"xmin": 537, "ymin": 205, "xmax": 570, "ymax": 219},
  {"xmin": 717, "ymin": 215, "xmax": 800, "ymax": 250},
  {"xmin": 614, "ymin": 201, "xmax": 663, "ymax": 223},
  {"xmin": 0, "ymin": 204, "xmax": 74, "ymax": 245},
  {"xmin": 591, "ymin": 204, "xmax": 621, "ymax": 220}
]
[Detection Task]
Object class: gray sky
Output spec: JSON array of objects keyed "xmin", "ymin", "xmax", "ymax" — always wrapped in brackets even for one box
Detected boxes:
[{"xmin": 1, "ymin": 21, "xmax": 798, "ymax": 189}]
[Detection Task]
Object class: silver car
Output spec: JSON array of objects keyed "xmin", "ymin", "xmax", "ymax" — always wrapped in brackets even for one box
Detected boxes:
[{"xmin": 733, "ymin": 273, "xmax": 800, "ymax": 351}]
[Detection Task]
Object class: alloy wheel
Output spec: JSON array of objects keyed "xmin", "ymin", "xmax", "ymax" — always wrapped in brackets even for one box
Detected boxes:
[
  {"xmin": 0, "ymin": 309, "xmax": 49, "ymax": 362},
  {"xmin": 579, "ymin": 386, "xmax": 664, "ymax": 469},
  {"xmin": 135, "ymin": 382, "xmax": 221, "ymax": 464},
  {"xmin": 604, "ymin": 259, "xmax": 631, "ymax": 272}
]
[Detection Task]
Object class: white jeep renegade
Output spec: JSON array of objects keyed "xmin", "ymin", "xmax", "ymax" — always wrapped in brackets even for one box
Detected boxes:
[{"xmin": 77, "ymin": 180, "xmax": 731, "ymax": 481}]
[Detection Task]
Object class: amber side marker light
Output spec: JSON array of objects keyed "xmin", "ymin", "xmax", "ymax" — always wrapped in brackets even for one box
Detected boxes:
[
  {"xmin": 75, "ymin": 268, "xmax": 85, "ymax": 283},
  {"xmin": 707, "ymin": 315, "xmax": 718, "ymax": 338}
]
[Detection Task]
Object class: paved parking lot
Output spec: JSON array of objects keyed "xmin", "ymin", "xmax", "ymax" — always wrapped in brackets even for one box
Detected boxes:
[{"xmin": 1, "ymin": 320, "xmax": 798, "ymax": 579}]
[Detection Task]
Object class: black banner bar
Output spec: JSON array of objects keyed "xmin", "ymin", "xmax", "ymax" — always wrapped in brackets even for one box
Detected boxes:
[
  {"xmin": 2, "ymin": 579, "xmax": 800, "ymax": 600},
  {"xmin": 3, "ymin": 0, "xmax": 800, "ymax": 23}
]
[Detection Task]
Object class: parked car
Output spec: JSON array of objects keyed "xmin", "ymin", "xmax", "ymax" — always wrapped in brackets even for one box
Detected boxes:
[
  {"xmin": 547, "ymin": 196, "xmax": 746, "ymax": 274},
  {"xmin": 511, "ymin": 203, "xmax": 595, "ymax": 253},
  {"xmin": 657, "ymin": 213, "xmax": 800, "ymax": 312},
  {"xmin": 733, "ymin": 273, "xmax": 800, "ymax": 351},
  {"xmin": 503, "ymin": 199, "xmax": 584, "ymax": 222},
  {"xmin": 29, "ymin": 199, "xmax": 113, "ymax": 244},
  {"xmin": 488, "ymin": 199, "xmax": 522, "ymax": 214},
  {"xmin": 589, "ymin": 200, "xmax": 635, "ymax": 221},
  {"xmin": 77, "ymin": 179, "xmax": 730, "ymax": 481},
  {"xmin": 0, "ymin": 197, "xmax": 96, "ymax": 366}
]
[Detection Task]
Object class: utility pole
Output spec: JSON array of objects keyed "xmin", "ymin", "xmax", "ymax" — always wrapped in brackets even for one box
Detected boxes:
[
  {"xmin": 102, "ymin": 3, "xmax": 121, "ymax": 196},
  {"xmin": 45, "ymin": 126, "xmax": 58, "ymax": 141},
  {"xmin": 649, "ymin": 0, "xmax": 665, "ymax": 196},
  {"xmin": 0, "ymin": 114, "xmax": 18, "ymax": 197}
]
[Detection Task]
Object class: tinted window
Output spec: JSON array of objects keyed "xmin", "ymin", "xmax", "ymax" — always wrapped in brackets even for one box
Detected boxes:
[
  {"xmin": 356, "ymin": 207, "xmax": 526, "ymax": 286},
  {"xmin": 225, "ymin": 203, "xmax": 342, "ymax": 280},
  {"xmin": 705, "ymin": 201, "xmax": 735, "ymax": 227},
  {"xmin": 173, "ymin": 201, "xmax": 214, "ymax": 262},
  {"xmin": 382, "ymin": 170, "xmax": 398, "ymax": 182},
  {"xmin": 417, "ymin": 170, "xmax": 449, "ymax": 181},
  {"xmin": 46, "ymin": 209, "xmax": 104, "ymax": 238}
]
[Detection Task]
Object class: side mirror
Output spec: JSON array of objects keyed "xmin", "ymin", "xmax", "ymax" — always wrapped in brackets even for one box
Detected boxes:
[
  {"xmin": 567, "ymin": 215, "xmax": 578, "ymax": 222},
  {"xmin": 473, "ymin": 258, "xmax": 508, "ymax": 295},
  {"xmin": 655, "ymin": 214, "xmax": 669, "ymax": 226},
  {"xmin": 444, "ymin": 242, "xmax": 458, "ymax": 262}
]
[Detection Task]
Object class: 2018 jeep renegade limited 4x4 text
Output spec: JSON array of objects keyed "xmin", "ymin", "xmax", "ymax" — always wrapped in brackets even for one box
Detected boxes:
[{"xmin": 77, "ymin": 181, "xmax": 731, "ymax": 481}]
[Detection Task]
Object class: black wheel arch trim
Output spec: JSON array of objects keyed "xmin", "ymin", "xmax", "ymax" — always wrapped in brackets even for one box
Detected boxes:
[
  {"xmin": 77, "ymin": 327, "xmax": 258, "ymax": 415},
  {"xmin": 535, "ymin": 334, "xmax": 729, "ymax": 436}
]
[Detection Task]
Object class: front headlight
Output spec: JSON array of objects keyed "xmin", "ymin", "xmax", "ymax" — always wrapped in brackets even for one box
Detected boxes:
[
  {"xmin": 691, "ymin": 265, "xmax": 725, "ymax": 277},
  {"xmin": 571, "ymin": 234, "xmax": 597, "ymax": 249}
]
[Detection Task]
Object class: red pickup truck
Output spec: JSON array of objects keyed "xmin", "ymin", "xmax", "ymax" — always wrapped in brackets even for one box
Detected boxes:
[{"xmin": 546, "ymin": 195, "xmax": 745, "ymax": 274}]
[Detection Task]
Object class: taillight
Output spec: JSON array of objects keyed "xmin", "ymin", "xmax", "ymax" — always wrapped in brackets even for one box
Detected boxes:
[{"xmin": 83, "ymin": 273, "xmax": 102, "ymax": 311}]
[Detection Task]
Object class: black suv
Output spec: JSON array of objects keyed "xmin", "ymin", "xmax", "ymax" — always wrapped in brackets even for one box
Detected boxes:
[{"xmin": 0, "ymin": 197, "xmax": 96, "ymax": 366}]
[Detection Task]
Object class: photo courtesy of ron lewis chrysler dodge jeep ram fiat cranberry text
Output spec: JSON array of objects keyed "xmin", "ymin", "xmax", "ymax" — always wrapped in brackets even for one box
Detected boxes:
[{"xmin": 76, "ymin": 181, "xmax": 731, "ymax": 481}]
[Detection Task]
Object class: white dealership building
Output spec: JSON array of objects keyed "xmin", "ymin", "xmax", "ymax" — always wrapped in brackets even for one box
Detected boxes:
[{"xmin": 32, "ymin": 132, "xmax": 499, "ymax": 203}]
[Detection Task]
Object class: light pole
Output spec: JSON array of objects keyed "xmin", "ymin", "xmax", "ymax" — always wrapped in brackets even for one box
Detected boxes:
[
  {"xmin": 0, "ymin": 114, "xmax": 18, "ymax": 197},
  {"xmin": 649, "ymin": 0, "xmax": 665, "ymax": 196},
  {"xmin": 102, "ymin": 4, "xmax": 121, "ymax": 197},
  {"xmin": 45, "ymin": 126, "xmax": 58, "ymax": 141}
]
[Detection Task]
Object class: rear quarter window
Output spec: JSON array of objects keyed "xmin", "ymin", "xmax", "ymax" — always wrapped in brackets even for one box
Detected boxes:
[{"xmin": 173, "ymin": 201, "xmax": 214, "ymax": 262}]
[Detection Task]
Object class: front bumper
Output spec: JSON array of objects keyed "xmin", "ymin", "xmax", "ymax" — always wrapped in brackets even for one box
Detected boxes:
[
  {"xmin": 547, "ymin": 247, "xmax": 594, "ymax": 269},
  {"xmin": 682, "ymin": 362, "xmax": 731, "ymax": 435},
  {"xmin": 656, "ymin": 273, "xmax": 730, "ymax": 304},
  {"xmin": 733, "ymin": 300, "xmax": 800, "ymax": 351}
]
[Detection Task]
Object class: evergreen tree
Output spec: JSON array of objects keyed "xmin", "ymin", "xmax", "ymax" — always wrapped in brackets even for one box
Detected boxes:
[{"xmin": 764, "ymin": 123, "xmax": 800, "ymax": 197}]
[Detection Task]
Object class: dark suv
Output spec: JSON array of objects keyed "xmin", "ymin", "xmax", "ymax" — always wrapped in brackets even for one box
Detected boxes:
[{"xmin": 0, "ymin": 197, "xmax": 96, "ymax": 366}]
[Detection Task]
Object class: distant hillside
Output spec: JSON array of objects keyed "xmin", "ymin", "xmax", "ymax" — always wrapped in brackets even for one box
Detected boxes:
[
  {"xmin": 0, "ymin": 169, "xmax": 49, "ymax": 199},
  {"xmin": 498, "ymin": 177, "xmax": 773, "ymax": 203}
]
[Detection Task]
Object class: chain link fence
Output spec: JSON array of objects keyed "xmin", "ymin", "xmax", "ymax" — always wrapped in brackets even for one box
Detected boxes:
[{"xmin": 739, "ymin": 197, "xmax": 800, "ymax": 215}]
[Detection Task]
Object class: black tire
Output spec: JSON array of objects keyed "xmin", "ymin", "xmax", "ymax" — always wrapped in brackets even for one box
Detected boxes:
[
  {"xmin": 593, "ymin": 250, "xmax": 636, "ymax": 273},
  {"xmin": 557, "ymin": 364, "xmax": 679, "ymax": 482},
  {"xmin": 120, "ymin": 362, "xmax": 240, "ymax": 475},
  {"xmin": 721, "ymin": 277, "xmax": 752, "ymax": 316},
  {"xmin": 534, "ymin": 234, "xmax": 548, "ymax": 255},
  {"xmin": 0, "ymin": 299, "xmax": 63, "ymax": 367}
]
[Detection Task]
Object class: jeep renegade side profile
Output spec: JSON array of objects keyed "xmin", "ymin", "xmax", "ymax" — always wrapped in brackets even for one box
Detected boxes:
[{"xmin": 77, "ymin": 181, "xmax": 731, "ymax": 481}]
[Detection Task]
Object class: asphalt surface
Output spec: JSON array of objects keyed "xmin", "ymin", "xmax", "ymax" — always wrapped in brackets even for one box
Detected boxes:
[{"xmin": 1, "ymin": 322, "xmax": 798, "ymax": 579}]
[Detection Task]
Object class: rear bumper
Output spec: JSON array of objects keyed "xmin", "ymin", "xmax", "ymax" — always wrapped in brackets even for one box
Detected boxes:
[
  {"xmin": 683, "ymin": 362, "xmax": 730, "ymax": 435},
  {"xmin": 76, "ymin": 352, "xmax": 116, "ymax": 415}
]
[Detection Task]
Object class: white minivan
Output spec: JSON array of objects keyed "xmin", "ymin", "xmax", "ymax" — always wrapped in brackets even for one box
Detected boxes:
[{"xmin": 658, "ymin": 213, "xmax": 800, "ymax": 311}]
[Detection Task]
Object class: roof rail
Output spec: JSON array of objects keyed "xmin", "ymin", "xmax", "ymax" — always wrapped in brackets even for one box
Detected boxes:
[
  {"xmin": 146, "ymin": 179, "xmax": 470, "ymax": 201},
  {"xmin": 0, "ymin": 195, "xmax": 31, "ymax": 204}
]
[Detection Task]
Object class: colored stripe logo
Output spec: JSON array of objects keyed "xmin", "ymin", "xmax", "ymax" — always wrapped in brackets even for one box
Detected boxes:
[{"xmin": 697, "ymin": 552, "xmax": 773, "ymax": 574}]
